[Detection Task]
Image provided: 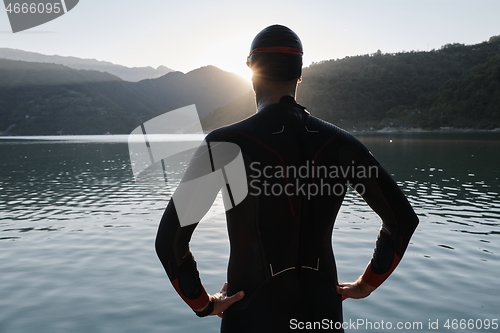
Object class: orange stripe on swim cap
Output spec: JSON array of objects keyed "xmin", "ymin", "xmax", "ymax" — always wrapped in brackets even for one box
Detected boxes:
[{"xmin": 249, "ymin": 46, "xmax": 303, "ymax": 56}]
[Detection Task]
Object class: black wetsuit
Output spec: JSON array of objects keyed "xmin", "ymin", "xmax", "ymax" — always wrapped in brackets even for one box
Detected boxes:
[{"xmin": 155, "ymin": 96, "xmax": 419, "ymax": 332}]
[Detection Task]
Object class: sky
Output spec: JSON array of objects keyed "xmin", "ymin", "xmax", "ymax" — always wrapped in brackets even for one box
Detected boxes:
[{"xmin": 1, "ymin": 0, "xmax": 499, "ymax": 81}]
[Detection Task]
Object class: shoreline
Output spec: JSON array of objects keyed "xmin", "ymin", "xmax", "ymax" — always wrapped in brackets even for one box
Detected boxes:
[
  {"xmin": 1, "ymin": 127, "xmax": 500, "ymax": 138},
  {"xmin": 351, "ymin": 127, "xmax": 500, "ymax": 134}
]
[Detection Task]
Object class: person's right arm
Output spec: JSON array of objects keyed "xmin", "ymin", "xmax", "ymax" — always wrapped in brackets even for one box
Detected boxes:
[
  {"xmin": 155, "ymin": 139, "xmax": 245, "ymax": 315},
  {"xmin": 155, "ymin": 200, "xmax": 244, "ymax": 315},
  {"xmin": 155, "ymin": 199, "xmax": 211, "ymax": 310}
]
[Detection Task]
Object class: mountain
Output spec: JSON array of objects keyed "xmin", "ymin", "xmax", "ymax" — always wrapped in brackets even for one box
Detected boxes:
[
  {"xmin": 409, "ymin": 54, "xmax": 500, "ymax": 128},
  {"xmin": 202, "ymin": 90, "xmax": 256, "ymax": 131},
  {"xmin": 0, "ymin": 48, "xmax": 173, "ymax": 82},
  {"xmin": 3, "ymin": 35, "xmax": 499, "ymax": 136},
  {"xmin": 0, "ymin": 59, "xmax": 251, "ymax": 135},
  {"xmin": 135, "ymin": 65, "xmax": 251, "ymax": 118},
  {"xmin": 202, "ymin": 36, "xmax": 500, "ymax": 130}
]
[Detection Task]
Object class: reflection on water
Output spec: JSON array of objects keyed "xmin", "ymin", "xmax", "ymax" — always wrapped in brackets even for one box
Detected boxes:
[
  {"xmin": 0, "ymin": 133, "xmax": 499, "ymax": 333},
  {"xmin": 333, "ymin": 132, "xmax": 499, "ymax": 332}
]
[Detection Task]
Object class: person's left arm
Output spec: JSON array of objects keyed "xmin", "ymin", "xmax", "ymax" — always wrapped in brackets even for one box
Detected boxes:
[{"xmin": 336, "ymin": 141, "xmax": 419, "ymax": 299}]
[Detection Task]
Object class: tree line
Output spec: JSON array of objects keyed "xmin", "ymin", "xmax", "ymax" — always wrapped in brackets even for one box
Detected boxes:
[{"xmin": 204, "ymin": 35, "xmax": 500, "ymax": 131}]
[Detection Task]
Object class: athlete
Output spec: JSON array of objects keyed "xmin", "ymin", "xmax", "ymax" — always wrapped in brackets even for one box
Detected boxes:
[{"xmin": 155, "ymin": 25, "xmax": 419, "ymax": 332}]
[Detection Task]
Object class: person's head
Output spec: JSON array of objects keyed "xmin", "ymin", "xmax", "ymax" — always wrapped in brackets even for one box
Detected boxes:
[{"xmin": 246, "ymin": 25, "xmax": 303, "ymax": 83}]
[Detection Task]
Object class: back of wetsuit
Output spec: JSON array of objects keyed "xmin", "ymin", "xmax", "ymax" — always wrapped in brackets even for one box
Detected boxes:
[
  {"xmin": 220, "ymin": 96, "xmax": 346, "ymax": 331},
  {"xmin": 155, "ymin": 96, "xmax": 419, "ymax": 332}
]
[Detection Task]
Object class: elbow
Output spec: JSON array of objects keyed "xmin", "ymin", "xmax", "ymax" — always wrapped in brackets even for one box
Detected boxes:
[
  {"xmin": 405, "ymin": 199, "xmax": 419, "ymax": 231},
  {"xmin": 155, "ymin": 231, "xmax": 167, "ymax": 260},
  {"xmin": 155, "ymin": 236, "xmax": 161, "ymax": 257},
  {"xmin": 410, "ymin": 210, "xmax": 419, "ymax": 232}
]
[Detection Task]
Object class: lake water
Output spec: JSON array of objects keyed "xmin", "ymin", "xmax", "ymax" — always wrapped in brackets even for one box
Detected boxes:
[{"xmin": 1, "ymin": 132, "xmax": 499, "ymax": 332}]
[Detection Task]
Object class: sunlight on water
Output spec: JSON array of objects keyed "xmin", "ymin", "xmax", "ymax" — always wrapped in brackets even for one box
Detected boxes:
[{"xmin": 0, "ymin": 133, "xmax": 498, "ymax": 332}]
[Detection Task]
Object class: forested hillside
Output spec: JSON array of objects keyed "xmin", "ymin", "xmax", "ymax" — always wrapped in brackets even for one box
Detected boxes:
[
  {"xmin": 405, "ymin": 54, "xmax": 500, "ymax": 129},
  {"xmin": 2, "ymin": 36, "xmax": 499, "ymax": 135},
  {"xmin": 204, "ymin": 36, "xmax": 500, "ymax": 131}
]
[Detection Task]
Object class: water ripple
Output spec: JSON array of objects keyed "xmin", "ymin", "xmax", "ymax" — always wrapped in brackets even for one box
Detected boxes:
[{"xmin": 1, "ymin": 134, "xmax": 499, "ymax": 333}]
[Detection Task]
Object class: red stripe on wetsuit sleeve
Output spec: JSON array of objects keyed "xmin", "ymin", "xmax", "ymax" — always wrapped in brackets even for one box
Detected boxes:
[
  {"xmin": 171, "ymin": 278, "xmax": 210, "ymax": 310},
  {"xmin": 361, "ymin": 253, "xmax": 401, "ymax": 288}
]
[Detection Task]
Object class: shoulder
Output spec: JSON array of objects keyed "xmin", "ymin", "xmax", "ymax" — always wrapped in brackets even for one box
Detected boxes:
[
  {"xmin": 306, "ymin": 114, "xmax": 365, "ymax": 148},
  {"xmin": 204, "ymin": 112, "xmax": 260, "ymax": 142}
]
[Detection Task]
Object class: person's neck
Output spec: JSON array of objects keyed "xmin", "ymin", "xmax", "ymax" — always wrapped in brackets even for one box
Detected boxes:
[
  {"xmin": 253, "ymin": 78, "xmax": 298, "ymax": 111},
  {"xmin": 256, "ymin": 93, "xmax": 295, "ymax": 111}
]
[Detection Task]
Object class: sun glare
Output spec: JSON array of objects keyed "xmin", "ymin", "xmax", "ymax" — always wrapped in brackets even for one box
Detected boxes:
[{"xmin": 201, "ymin": 33, "xmax": 254, "ymax": 82}]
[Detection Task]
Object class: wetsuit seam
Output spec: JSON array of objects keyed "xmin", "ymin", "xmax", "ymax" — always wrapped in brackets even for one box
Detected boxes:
[
  {"xmin": 219, "ymin": 130, "xmax": 296, "ymax": 216},
  {"xmin": 312, "ymin": 132, "xmax": 341, "ymax": 183}
]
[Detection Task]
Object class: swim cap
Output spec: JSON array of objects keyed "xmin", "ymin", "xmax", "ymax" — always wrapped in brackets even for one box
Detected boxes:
[{"xmin": 247, "ymin": 25, "xmax": 303, "ymax": 81}]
